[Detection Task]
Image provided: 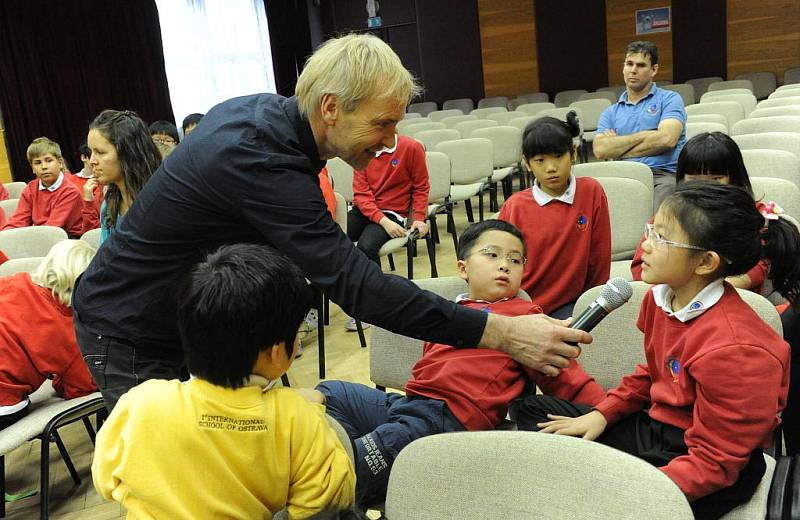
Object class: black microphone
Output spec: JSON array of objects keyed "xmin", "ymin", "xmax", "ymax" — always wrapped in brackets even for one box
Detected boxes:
[{"xmin": 570, "ymin": 277, "xmax": 633, "ymax": 335}]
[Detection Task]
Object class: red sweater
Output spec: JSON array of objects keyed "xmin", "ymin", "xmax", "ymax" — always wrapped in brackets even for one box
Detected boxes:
[
  {"xmin": 405, "ymin": 298, "xmax": 605, "ymax": 431},
  {"xmin": 594, "ymin": 285, "xmax": 789, "ymax": 502},
  {"xmin": 352, "ymin": 135, "xmax": 430, "ymax": 223},
  {"xmin": 630, "ymin": 217, "xmax": 768, "ymax": 293},
  {"xmin": 0, "ymin": 183, "xmax": 8, "ymax": 201},
  {"xmin": 498, "ymin": 177, "xmax": 612, "ymax": 314},
  {"xmin": 2, "ymin": 177, "xmax": 84, "ymax": 237},
  {"xmin": 0, "ymin": 273, "xmax": 97, "ymax": 406}
]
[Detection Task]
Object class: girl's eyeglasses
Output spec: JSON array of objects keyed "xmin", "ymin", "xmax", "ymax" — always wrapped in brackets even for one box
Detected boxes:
[{"xmin": 644, "ymin": 223, "xmax": 704, "ymax": 251}]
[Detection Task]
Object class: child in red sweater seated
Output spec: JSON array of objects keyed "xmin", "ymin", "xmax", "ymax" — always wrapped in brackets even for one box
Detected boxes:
[
  {"xmin": 3, "ymin": 137, "xmax": 83, "ymax": 236},
  {"xmin": 514, "ymin": 182, "xmax": 799, "ymax": 519},
  {"xmin": 499, "ymin": 111, "xmax": 611, "ymax": 319},
  {"xmin": 2, "ymin": 137, "xmax": 84, "ymax": 237},
  {"xmin": 0, "ymin": 239, "xmax": 98, "ymax": 429},
  {"xmin": 310, "ymin": 220, "xmax": 605, "ymax": 505},
  {"xmin": 630, "ymin": 132, "xmax": 766, "ymax": 292}
]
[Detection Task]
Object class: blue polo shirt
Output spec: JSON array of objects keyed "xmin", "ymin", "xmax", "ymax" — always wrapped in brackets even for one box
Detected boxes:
[{"xmin": 597, "ymin": 83, "xmax": 686, "ymax": 173}]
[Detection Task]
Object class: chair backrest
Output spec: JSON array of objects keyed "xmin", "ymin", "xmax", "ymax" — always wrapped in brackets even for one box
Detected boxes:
[
  {"xmin": 440, "ymin": 114, "xmax": 478, "ymax": 129},
  {"xmin": 687, "ymin": 112, "xmax": 729, "ymax": 131},
  {"xmin": 477, "ymin": 96, "xmax": 509, "ymax": 109},
  {"xmin": 735, "ymin": 71, "xmax": 777, "ymax": 100},
  {"xmin": 403, "ymin": 112, "xmax": 421, "ymax": 120},
  {"xmin": 414, "ymin": 129, "xmax": 460, "ymax": 151},
  {"xmin": 407, "ymin": 101, "xmax": 437, "ymax": 116},
  {"xmin": 516, "ymin": 102, "xmax": 556, "ymax": 115},
  {"xmin": 700, "ymin": 93, "xmax": 757, "ymax": 117},
  {"xmin": 573, "ymin": 160, "xmax": 655, "ymax": 201},
  {"xmin": 470, "ymin": 106, "xmax": 507, "ymax": 118},
  {"xmin": 404, "ymin": 122, "xmax": 446, "ymax": 138},
  {"xmin": 385, "ymin": 431, "xmax": 694, "ymax": 520},
  {"xmin": 686, "ymin": 121, "xmax": 728, "ymax": 139},
  {"xmin": 0, "ymin": 256, "xmax": 44, "ymax": 277},
  {"xmin": 435, "ymin": 138, "xmax": 494, "ymax": 185},
  {"xmin": 686, "ymin": 76, "xmax": 724, "ymax": 98},
  {"xmin": 596, "ymin": 85, "xmax": 626, "ymax": 97},
  {"xmin": 3, "ymin": 182, "xmax": 26, "ymax": 199},
  {"xmin": 595, "ymin": 177, "xmax": 653, "ymax": 260},
  {"xmin": 775, "ymin": 83, "xmax": 800, "ymax": 94},
  {"xmin": 453, "ymin": 119, "xmax": 498, "ymax": 138},
  {"xmin": 741, "ymin": 149, "xmax": 800, "ymax": 188},
  {"xmin": 554, "ymin": 89, "xmax": 588, "ymax": 108},
  {"xmin": 708, "ymin": 79, "xmax": 754, "ymax": 93},
  {"xmin": 326, "ymin": 158, "xmax": 355, "ymax": 202},
  {"xmin": 657, "ymin": 80, "xmax": 672, "ymax": 86},
  {"xmin": 769, "ymin": 89, "xmax": 800, "ymax": 100},
  {"xmin": 510, "ymin": 115, "xmax": 542, "ymax": 131},
  {"xmin": 782, "ymin": 67, "xmax": 800, "ymax": 86},
  {"xmin": 749, "ymin": 106, "xmax": 800, "ymax": 119},
  {"xmin": 80, "ymin": 228, "xmax": 102, "ymax": 249},
  {"xmin": 516, "ymin": 92, "xmax": 549, "ymax": 104},
  {"xmin": 333, "ymin": 192, "xmax": 347, "ymax": 233},
  {"xmin": 661, "ymin": 83, "xmax": 696, "ymax": 106},
  {"xmin": 537, "ymin": 107, "xmax": 585, "ymax": 134},
  {"xmin": 569, "ymin": 99, "xmax": 612, "ymax": 131},
  {"xmin": 757, "ymin": 96, "xmax": 800, "ymax": 110},
  {"xmin": 0, "ymin": 198, "xmax": 19, "ymax": 218},
  {"xmin": 442, "ymin": 98, "xmax": 474, "ymax": 113},
  {"xmin": 750, "ymin": 176, "xmax": 800, "ymax": 219},
  {"xmin": 0, "ymin": 226, "xmax": 68, "ymax": 259},
  {"xmin": 685, "ymin": 101, "xmax": 745, "ymax": 128},
  {"xmin": 732, "ymin": 116, "xmax": 800, "ymax": 136},
  {"xmin": 486, "ymin": 111, "xmax": 527, "ymax": 125},
  {"xmin": 578, "ymin": 91, "xmax": 619, "ymax": 103},
  {"xmin": 397, "ymin": 117, "xmax": 432, "ymax": 134},
  {"xmin": 701, "ymin": 88, "xmax": 755, "ymax": 100},
  {"xmin": 425, "ymin": 151, "xmax": 451, "ymax": 203},
  {"xmin": 428, "ymin": 109, "xmax": 463, "ymax": 122},
  {"xmin": 471, "ymin": 126, "xmax": 523, "ymax": 169},
  {"xmin": 733, "ymin": 132, "xmax": 800, "ymax": 162},
  {"xmin": 370, "ymin": 277, "xmax": 529, "ymax": 390}
]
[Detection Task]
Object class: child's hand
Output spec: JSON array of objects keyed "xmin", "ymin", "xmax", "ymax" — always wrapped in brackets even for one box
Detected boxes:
[
  {"xmin": 295, "ymin": 388, "xmax": 326, "ymax": 405},
  {"xmin": 537, "ymin": 410, "xmax": 607, "ymax": 440},
  {"xmin": 379, "ymin": 217, "xmax": 406, "ymax": 238},
  {"xmin": 83, "ymin": 177, "xmax": 98, "ymax": 201}
]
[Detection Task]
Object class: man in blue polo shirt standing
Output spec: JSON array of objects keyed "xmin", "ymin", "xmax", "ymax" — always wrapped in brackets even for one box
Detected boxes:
[{"xmin": 593, "ymin": 41, "xmax": 686, "ymax": 211}]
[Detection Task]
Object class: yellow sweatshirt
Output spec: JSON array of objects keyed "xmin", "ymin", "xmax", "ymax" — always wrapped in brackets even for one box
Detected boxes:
[{"xmin": 92, "ymin": 378, "xmax": 355, "ymax": 519}]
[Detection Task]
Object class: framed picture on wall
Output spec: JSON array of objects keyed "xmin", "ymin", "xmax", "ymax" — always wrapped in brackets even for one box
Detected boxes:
[{"xmin": 635, "ymin": 7, "xmax": 671, "ymax": 35}]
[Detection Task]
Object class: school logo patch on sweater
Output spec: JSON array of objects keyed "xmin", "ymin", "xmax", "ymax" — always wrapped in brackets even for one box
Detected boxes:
[
  {"xmin": 576, "ymin": 214, "xmax": 588, "ymax": 231},
  {"xmin": 667, "ymin": 358, "xmax": 680, "ymax": 383}
]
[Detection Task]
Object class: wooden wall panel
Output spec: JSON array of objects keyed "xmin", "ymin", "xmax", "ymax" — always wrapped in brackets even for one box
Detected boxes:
[
  {"xmin": 478, "ymin": 0, "xmax": 539, "ymax": 98},
  {"xmin": 727, "ymin": 0, "xmax": 800, "ymax": 82},
  {"xmin": 606, "ymin": 0, "xmax": 674, "ymax": 84},
  {"xmin": 0, "ymin": 130, "xmax": 12, "ymax": 184}
]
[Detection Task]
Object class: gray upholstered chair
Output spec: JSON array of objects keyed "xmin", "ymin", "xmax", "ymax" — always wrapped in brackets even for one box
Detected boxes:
[
  {"xmin": 2, "ymin": 182, "xmax": 26, "ymax": 199},
  {"xmin": 452, "ymin": 119, "xmax": 498, "ymax": 139},
  {"xmin": 733, "ymin": 132, "xmax": 800, "ymax": 163},
  {"xmin": 402, "ymin": 122, "xmax": 446, "ymax": 138},
  {"xmin": 554, "ymin": 89, "xmax": 588, "ymax": 108},
  {"xmin": 413, "ymin": 129, "xmax": 460, "ymax": 151},
  {"xmin": 708, "ymin": 79, "xmax": 754, "ymax": 94},
  {"xmin": 595, "ymin": 176, "xmax": 652, "ymax": 262},
  {"xmin": 516, "ymin": 102, "xmax": 556, "ymax": 116},
  {"xmin": 686, "ymin": 113, "xmax": 729, "ymax": 132},
  {"xmin": 686, "ymin": 121, "xmax": 728, "ymax": 139},
  {"xmin": 0, "ymin": 198, "xmax": 19, "ymax": 220},
  {"xmin": 0, "ymin": 256, "xmax": 43, "ymax": 277},
  {"xmin": 439, "ymin": 114, "xmax": 478, "ymax": 129},
  {"xmin": 596, "ymin": 85, "xmax": 626, "ymax": 97},
  {"xmin": 757, "ymin": 96, "xmax": 800, "ymax": 110},
  {"xmin": 735, "ymin": 71, "xmax": 777, "ymax": 100},
  {"xmin": 396, "ymin": 117, "xmax": 431, "ymax": 134},
  {"xmin": 428, "ymin": 109, "xmax": 464, "ymax": 123},
  {"xmin": 749, "ymin": 106, "xmax": 800, "ymax": 119},
  {"xmin": 486, "ymin": 111, "xmax": 527, "ymax": 126},
  {"xmin": 782, "ymin": 68, "xmax": 800, "ymax": 86},
  {"xmin": 741, "ymin": 149, "xmax": 800, "ymax": 188},
  {"xmin": 435, "ymin": 138, "xmax": 493, "ymax": 223},
  {"xmin": 442, "ymin": 98, "xmax": 474, "ymax": 113},
  {"xmin": 579, "ymin": 91, "xmax": 619, "ymax": 103},
  {"xmin": 326, "ymin": 158, "xmax": 355, "ymax": 203},
  {"xmin": 769, "ymin": 89, "xmax": 800, "ymax": 100},
  {"xmin": 750, "ymin": 177, "xmax": 800, "ymax": 219},
  {"xmin": 570, "ymin": 99, "xmax": 613, "ymax": 161},
  {"xmin": 661, "ymin": 84, "xmax": 696, "ymax": 106},
  {"xmin": 0, "ymin": 226, "xmax": 67, "ymax": 259},
  {"xmin": 686, "ymin": 101, "xmax": 746, "ymax": 129},
  {"xmin": 407, "ymin": 101, "xmax": 437, "ymax": 117},
  {"xmin": 470, "ymin": 106, "xmax": 507, "ymax": 119},
  {"xmin": 686, "ymin": 76, "xmax": 724, "ymax": 98},
  {"xmin": 515, "ymin": 92, "xmax": 549, "ymax": 104},
  {"xmin": 700, "ymin": 92, "xmax": 757, "ymax": 117},
  {"xmin": 701, "ymin": 88, "xmax": 755, "ymax": 100},
  {"xmin": 79, "ymin": 228, "xmax": 102, "ymax": 249},
  {"xmin": 424, "ymin": 151, "xmax": 456, "ymax": 264},
  {"xmin": 470, "ymin": 125, "xmax": 522, "ymax": 209},
  {"xmin": 477, "ymin": 96, "xmax": 509, "ymax": 109},
  {"xmin": 385, "ymin": 431, "xmax": 694, "ymax": 520},
  {"xmin": 573, "ymin": 160, "xmax": 654, "ymax": 202},
  {"xmin": 732, "ymin": 116, "xmax": 800, "ymax": 136},
  {"xmin": 509, "ymin": 115, "xmax": 542, "ymax": 131}
]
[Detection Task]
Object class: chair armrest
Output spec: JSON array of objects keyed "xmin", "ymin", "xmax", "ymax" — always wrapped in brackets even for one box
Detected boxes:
[{"xmin": 767, "ymin": 455, "xmax": 794, "ymax": 520}]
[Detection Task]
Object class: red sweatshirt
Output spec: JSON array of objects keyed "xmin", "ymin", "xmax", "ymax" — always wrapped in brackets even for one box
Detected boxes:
[
  {"xmin": 352, "ymin": 135, "xmax": 430, "ymax": 223},
  {"xmin": 498, "ymin": 177, "xmax": 612, "ymax": 314},
  {"xmin": 594, "ymin": 284, "xmax": 789, "ymax": 502},
  {"xmin": 2, "ymin": 177, "xmax": 84, "ymax": 237},
  {"xmin": 0, "ymin": 183, "xmax": 8, "ymax": 201},
  {"xmin": 405, "ymin": 298, "xmax": 605, "ymax": 431},
  {"xmin": 0, "ymin": 273, "xmax": 97, "ymax": 406},
  {"xmin": 630, "ymin": 216, "xmax": 768, "ymax": 293}
]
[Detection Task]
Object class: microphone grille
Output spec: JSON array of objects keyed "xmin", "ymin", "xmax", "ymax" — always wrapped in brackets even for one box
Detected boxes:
[{"xmin": 599, "ymin": 277, "xmax": 634, "ymax": 311}]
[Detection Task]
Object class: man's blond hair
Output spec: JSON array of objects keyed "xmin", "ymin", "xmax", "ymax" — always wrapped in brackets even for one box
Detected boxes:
[
  {"xmin": 32, "ymin": 240, "xmax": 96, "ymax": 307},
  {"xmin": 295, "ymin": 33, "xmax": 422, "ymax": 118},
  {"xmin": 26, "ymin": 136, "xmax": 63, "ymax": 164}
]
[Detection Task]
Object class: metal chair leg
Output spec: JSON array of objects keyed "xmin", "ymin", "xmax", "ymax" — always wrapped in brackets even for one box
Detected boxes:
[
  {"xmin": 1, "ymin": 455, "xmax": 5, "ymax": 518},
  {"xmin": 388, "ymin": 254, "xmax": 396, "ymax": 271},
  {"xmin": 464, "ymin": 199, "xmax": 474, "ymax": 223},
  {"xmin": 82, "ymin": 417, "xmax": 96, "ymax": 445},
  {"xmin": 355, "ymin": 320, "xmax": 367, "ymax": 348},
  {"xmin": 281, "ymin": 374, "xmax": 291, "ymax": 387},
  {"xmin": 427, "ymin": 233, "xmax": 438, "ymax": 277},
  {"xmin": 52, "ymin": 432, "xmax": 80, "ymax": 486}
]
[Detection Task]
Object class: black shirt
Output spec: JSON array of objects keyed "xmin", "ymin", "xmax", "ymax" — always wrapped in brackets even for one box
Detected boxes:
[{"xmin": 73, "ymin": 94, "xmax": 487, "ymax": 351}]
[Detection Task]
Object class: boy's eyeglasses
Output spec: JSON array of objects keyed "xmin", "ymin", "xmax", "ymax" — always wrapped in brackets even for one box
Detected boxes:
[
  {"xmin": 644, "ymin": 223, "xmax": 704, "ymax": 251},
  {"xmin": 469, "ymin": 246, "xmax": 527, "ymax": 266},
  {"xmin": 152, "ymin": 136, "xmax": 176, "ymax": 145}
]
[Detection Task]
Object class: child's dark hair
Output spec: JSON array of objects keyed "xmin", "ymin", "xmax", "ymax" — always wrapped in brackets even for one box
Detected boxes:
[
  {"xmin": 90, "ymin": 110, "xmax": 162, "ymax": 230},
  {"xmin": 522, "ymin": 112, "xmax": 580, "ymax": 160},
  {"xmin": 148, "ymin": 120, "xmax": 180, "ymax": 143},
  {"xmin": 182, "ymin": 113, "xmax": 204, "ymax": 132},
  {"xmin": 676, "ymin": 132, "xmax": 752, "ymax": 194},
  {"xmin": 663, "ymin": 182, "xmax": 800, "ymax": 304},
  {"xmin": 457, "ymin": 220, "xmax": 527, "ymax": 260},
  {"xmin": 79, "ymin": 140, "xmax": 91, "ymax": 158},
  {"xmin": 177, "ymin": 243, "xmax": 312, "ymax": 388}
]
